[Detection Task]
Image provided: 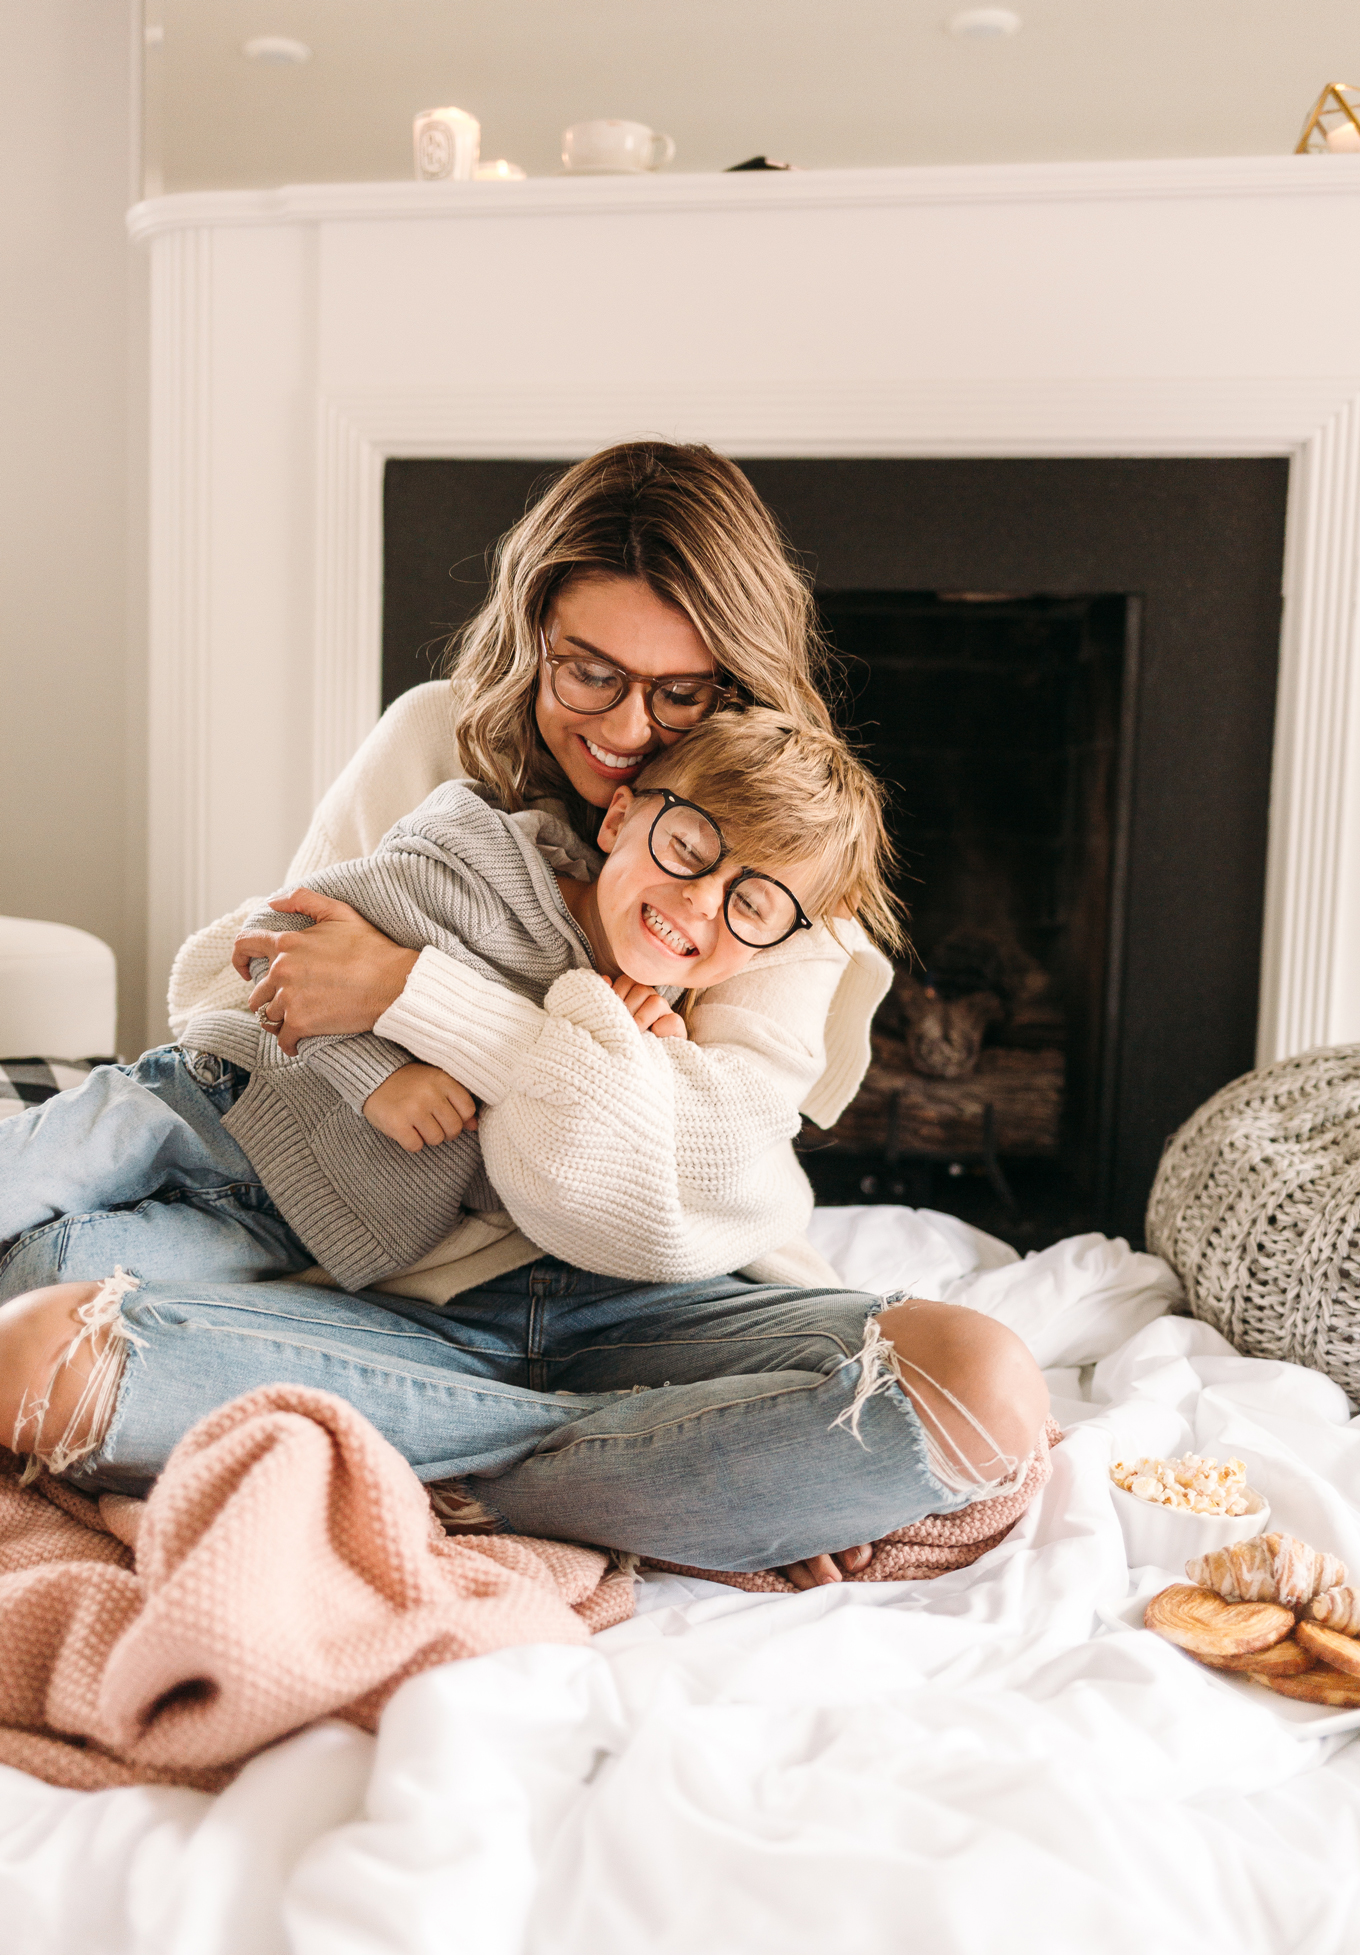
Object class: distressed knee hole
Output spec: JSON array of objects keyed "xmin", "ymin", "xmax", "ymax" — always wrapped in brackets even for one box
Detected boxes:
[
  {"xmin": 830, "ymin": 1309, "xmax": 1033, "ymax": 1502},
  {"xmin": 427, "ymin": 1480, "xmax": 502, "ymax": 1534},
  {"xmin": 14, "ymin": 1267, "xmax": 146, "ymax": 1481}
]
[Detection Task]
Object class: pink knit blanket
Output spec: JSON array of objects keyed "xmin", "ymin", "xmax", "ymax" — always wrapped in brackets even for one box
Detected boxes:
[
  {"xmin": 647, "ymin": 1416, "xmax": 1064, "ymax": 1591},
  {"xmin": 0, "ymin": 1385, "xmax": 633, "ymax": 1793},
  {"xmin": 0, "ymin": 1392, "xmax": 1059, "ymax": 1793}
]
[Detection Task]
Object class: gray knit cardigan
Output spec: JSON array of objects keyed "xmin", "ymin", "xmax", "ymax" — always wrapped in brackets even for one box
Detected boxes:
[{"xmin": 185, "ymin": 783, "xmax": 600, "ymax": 1291}]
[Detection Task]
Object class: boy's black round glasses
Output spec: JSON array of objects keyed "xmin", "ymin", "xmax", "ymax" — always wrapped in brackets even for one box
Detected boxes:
[{"xmin": 634, "ymin": 789, "xmax": 813, "ymax": 950}]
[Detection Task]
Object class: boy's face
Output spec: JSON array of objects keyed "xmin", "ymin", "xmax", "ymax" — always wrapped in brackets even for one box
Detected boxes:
[{"xmin": 593, "ymin": 787, "xmax": 820, "ymax": 990}]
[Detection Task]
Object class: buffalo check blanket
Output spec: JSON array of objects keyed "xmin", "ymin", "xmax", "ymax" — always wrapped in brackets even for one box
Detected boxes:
[{"xmin": 0, "ymin": 1057, "xmax": 99, "ymax": 1122}]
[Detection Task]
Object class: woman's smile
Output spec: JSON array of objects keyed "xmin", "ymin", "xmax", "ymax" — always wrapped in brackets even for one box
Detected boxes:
[{"xmin": 578, "ymin": 732, "xmax": 652, "ymax": 782}]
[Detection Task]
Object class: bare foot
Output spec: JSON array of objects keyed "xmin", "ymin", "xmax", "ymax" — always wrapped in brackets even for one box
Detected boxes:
[{"xmin": 778, "ymin": 1542, "xmax": 873, "ymax": 1590}]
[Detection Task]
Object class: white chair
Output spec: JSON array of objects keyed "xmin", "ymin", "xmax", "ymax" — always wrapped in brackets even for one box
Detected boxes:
[{"xmin": 0, "ymin": 916, "xmax": 118, "ymax": 1058}]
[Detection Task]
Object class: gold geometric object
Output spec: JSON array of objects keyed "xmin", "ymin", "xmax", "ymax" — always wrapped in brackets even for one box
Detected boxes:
[{"xmin": 1296, "ymin": 83, "xmax": 1360, "ymax": 154}]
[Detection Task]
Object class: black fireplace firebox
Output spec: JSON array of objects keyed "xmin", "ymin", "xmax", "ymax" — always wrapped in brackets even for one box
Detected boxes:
[
  {"xmin": 805, "ymin": 589, "xmax": 1133, "ymax": 1246},
  {"xmin": 382, "ymin": 457, "xmax": 1288, "ymax": 1250}
]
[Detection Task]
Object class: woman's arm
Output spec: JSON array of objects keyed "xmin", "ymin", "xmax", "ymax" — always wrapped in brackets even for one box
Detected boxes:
[
  {"xmin": 374, "ymin": 930, "xmax": 890, "ymax": 1280},
  {"xmin": 480, "ymin": 971, "xmax": 816, "ymax": 1281},
  {"xmin": 167, "ymin": 683, "xmax": 463, "ymax": 1042},
  {"xmin": 375, "ymin": 927, "xmax": 866, "ymax": 1114},
  {"xmin": 236, "ymin": 891, "xmax": 419, "ymax": 1055}
]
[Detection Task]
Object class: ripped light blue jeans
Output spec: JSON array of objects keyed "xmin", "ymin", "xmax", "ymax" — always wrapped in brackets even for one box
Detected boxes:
[
  {"xmin": 54, "ymin": 1261, "xmax": 969, "ymax": 1570},
  {"xmin": 0, "ymin": 1048, "xmax": 968, "ymax": 1571}
]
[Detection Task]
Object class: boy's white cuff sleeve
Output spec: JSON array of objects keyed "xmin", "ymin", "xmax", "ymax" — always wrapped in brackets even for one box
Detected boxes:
[{"xmin": 374, "ymin": 945, "xmax": 548, "ymax": 1104}]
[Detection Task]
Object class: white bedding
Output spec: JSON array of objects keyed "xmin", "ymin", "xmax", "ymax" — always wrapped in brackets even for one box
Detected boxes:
[{"xmin": 4, "ymin": 1208, "xmax": 1359, "ymax": 1954}]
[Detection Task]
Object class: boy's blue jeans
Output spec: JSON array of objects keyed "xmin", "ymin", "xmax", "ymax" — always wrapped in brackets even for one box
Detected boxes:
[
  {"xmin": 0, "ymin": 1047, "xmax": 966, "ymax": 1571},
  {"xmin": 0, "ymin": 1045, "xmax": 312, "ymax": 1295}
]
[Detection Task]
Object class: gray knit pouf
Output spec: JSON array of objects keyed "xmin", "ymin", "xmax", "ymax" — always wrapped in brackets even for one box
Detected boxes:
[{"xmin": 1145, "ymin": 1045, "xmax": 1360, "ymax": 1400}]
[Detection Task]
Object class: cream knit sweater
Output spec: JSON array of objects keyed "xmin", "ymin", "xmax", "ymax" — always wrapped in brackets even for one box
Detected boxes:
[{"xmin": 167, "ymin": 683, "xmax": 893, "ymax": 1301}]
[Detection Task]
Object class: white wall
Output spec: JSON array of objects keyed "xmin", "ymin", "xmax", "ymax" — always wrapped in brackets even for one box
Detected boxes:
[{"xmin": 0, "ymin": 0, "xmax": 146, "ymax": 1057}]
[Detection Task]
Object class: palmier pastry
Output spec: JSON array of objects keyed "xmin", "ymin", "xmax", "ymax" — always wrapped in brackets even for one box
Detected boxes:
[
  {"xmin": 1144, "ymin": 1583, "xmax": 1294, "ymax": 1658},
  {"xmin": 1185, "ymin": 1533, "xmax": 1345, "ymax": 1610},
  {"xmin": 1294, "ymin": 1621, "xmax": 1360, "ymax": 1677},
  {"xmin": 1308, "ymin": 1585, "xmax": 1360, "ymax": 1635},
  {"xmin": 1256, "ymin": 1668, "xmax": 1360, "ymax": 1707},
  {"xmin": 1198, "ymin": 1636, "xmax": 1315, "ymax": 1677}
]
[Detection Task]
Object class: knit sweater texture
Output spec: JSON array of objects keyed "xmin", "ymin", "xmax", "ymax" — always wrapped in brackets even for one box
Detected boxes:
[
  {"xmin": 186, "ymin": 783, "xmax": 604, "ymax": 1291},
  {"xmin": 169, "ymin": 682, "xmax": 893, "ymax": 1299}
]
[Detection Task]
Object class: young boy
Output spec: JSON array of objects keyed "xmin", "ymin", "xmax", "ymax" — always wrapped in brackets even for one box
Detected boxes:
[{"xmin": 0, "ymin": 709, "xmax": 898, "ymax": 1297}]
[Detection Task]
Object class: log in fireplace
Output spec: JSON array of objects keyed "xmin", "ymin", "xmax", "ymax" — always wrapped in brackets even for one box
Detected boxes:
[{"xmin": 383, "ymin": 457, "xmax": 1288, "ymax": 1249}]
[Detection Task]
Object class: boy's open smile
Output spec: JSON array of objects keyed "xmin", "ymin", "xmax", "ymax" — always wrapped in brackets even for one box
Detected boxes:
[{"xmin": 640, "ymin": 900, "xmax": 699, "ymax": 959}]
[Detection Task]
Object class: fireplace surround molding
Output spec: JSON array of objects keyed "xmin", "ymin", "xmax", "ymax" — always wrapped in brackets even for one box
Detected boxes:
[{"xmin": 129, "ymin": 156, "xmax": 1360, "ymax": 1063}]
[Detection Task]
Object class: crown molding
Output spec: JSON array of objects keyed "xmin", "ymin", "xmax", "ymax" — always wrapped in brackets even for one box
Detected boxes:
[{"xmin": 126, "ymin": 152, "xmax": 1360, "ymax": 241}]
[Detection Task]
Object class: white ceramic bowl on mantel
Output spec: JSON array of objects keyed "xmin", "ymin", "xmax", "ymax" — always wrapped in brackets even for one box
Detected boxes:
[{"xmin": 1109, "ymin": 1478, "xmax": 1270, "ymax": 1574}]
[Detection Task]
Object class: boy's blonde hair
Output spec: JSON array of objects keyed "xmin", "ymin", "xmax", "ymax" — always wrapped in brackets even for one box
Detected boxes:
[
  {"xmin": 632, "ymin": 707, "xmax": 905, "ymax": 956},
  {"xmin": 446, "ymin": 442, "xmax": 835, "ymax": 821}
]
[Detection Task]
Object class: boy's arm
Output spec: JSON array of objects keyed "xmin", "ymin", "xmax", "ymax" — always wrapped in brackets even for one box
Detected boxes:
[
  {"xmin": 607, "ymin": 977, "xmax": 687, "ymax": 1040},
  {"xmin": 363, "ymin": 1062, "xmax": 477, "ymax": 1151}
]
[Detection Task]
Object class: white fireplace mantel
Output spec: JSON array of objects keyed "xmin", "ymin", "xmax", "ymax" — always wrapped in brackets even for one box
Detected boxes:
[{"xmin": 129, "ymin": 156, "xmax": 1360, "ymax": 1057}]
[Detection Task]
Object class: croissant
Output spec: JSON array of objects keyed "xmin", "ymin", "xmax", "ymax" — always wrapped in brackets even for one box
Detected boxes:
[
  {"xmin": 1185, "ymin": 1533, "xmax": 1346, "ymax": 1611},
  {"xmin": 1144, "ymin": 1583, "xmax": 1294, "ymax": 1659},
  {"xmin": 1309, "ymin": 1586, "xmax": 1360, "ymax": 1635}
]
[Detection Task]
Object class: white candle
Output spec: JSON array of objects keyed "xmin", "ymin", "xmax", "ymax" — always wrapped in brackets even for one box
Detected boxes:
[
  {"xmin": 1325, "ymin": 117, "xmax": 1360, "ymax": 153},
  {"xmin": 413, "ymin": 107, "xmax": 480, "ymax": 182}
]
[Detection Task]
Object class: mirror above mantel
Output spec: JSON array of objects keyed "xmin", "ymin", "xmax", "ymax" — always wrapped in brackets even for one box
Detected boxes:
[{"xmin": 144, "ymin": 0, "xmax": 1360, "ymax": 193}]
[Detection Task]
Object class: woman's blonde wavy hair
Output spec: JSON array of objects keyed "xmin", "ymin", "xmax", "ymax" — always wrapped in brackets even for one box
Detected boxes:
[{"xmin": 445, "ymin": 441, "xmax": 835, "ymax": 823}]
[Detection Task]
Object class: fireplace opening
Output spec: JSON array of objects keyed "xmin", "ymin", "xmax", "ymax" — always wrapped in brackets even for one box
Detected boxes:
[{"xmin": 803, "ymin": 590, "xmax": 1134, "ymax": 1247}]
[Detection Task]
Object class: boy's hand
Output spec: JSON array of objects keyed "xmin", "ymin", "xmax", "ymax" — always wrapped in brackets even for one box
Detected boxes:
[
  {"xmin": 608, "ymin": 975, "xmax": 687, "ymax": 1040},
  {"xmin": 363, "ymin": 1063, "xmax": 478, "ymax": 1152}
]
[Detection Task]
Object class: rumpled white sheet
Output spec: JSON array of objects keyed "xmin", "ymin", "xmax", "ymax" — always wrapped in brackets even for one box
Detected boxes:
[{"xmin": 4, "ymin": 1209, "xmax": 1360, "ymax": 1955}]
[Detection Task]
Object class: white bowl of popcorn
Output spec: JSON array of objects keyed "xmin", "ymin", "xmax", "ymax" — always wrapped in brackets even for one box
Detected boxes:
[{"xmin": 1108, "ymin": 1453, "xmax": 1270, "ymax": 1572}]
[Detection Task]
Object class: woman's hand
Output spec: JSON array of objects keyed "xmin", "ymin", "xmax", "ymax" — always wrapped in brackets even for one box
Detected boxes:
[
  {"xmin": 777, "ymin": 1544, "xmax": 873, "ymax": 1591},
  {"xmin": 363, "ymin": 1063, "xmax": 478, "ymax": 1152},
  {"xmin": 235, "ymin": 889, "xmax": 419, "ymax": 1056}
]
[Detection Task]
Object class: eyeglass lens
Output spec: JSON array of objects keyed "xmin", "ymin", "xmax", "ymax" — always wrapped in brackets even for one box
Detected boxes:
[
  {"xmin": 551, "ymin": 656, "xmax": 723, "ymax": 730},
  {"xmin": 650, "ymin": 800, "xmax": 722, "ymax": 877},
  {"xmin": 649, "ymin": 803, "xmax": 798, "ymax": 947},
  {"xmin": 724, "ymin": 874, "xmax": 799, "ymax": 947}
]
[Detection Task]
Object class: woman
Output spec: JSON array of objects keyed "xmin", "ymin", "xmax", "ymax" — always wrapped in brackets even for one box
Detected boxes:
[
  {"xmin": 175, "ymin": 442, "xmax": 890, "ymax": 1293},
  {"xmin": 0, "ymin": 443, "xmax": 1048, "ymax": 1586}
]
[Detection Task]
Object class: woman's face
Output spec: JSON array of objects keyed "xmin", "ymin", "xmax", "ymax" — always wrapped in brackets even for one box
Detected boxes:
[{"xmin": 536, "ymin": 576, "xmax": 717, "ymax": 806}]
